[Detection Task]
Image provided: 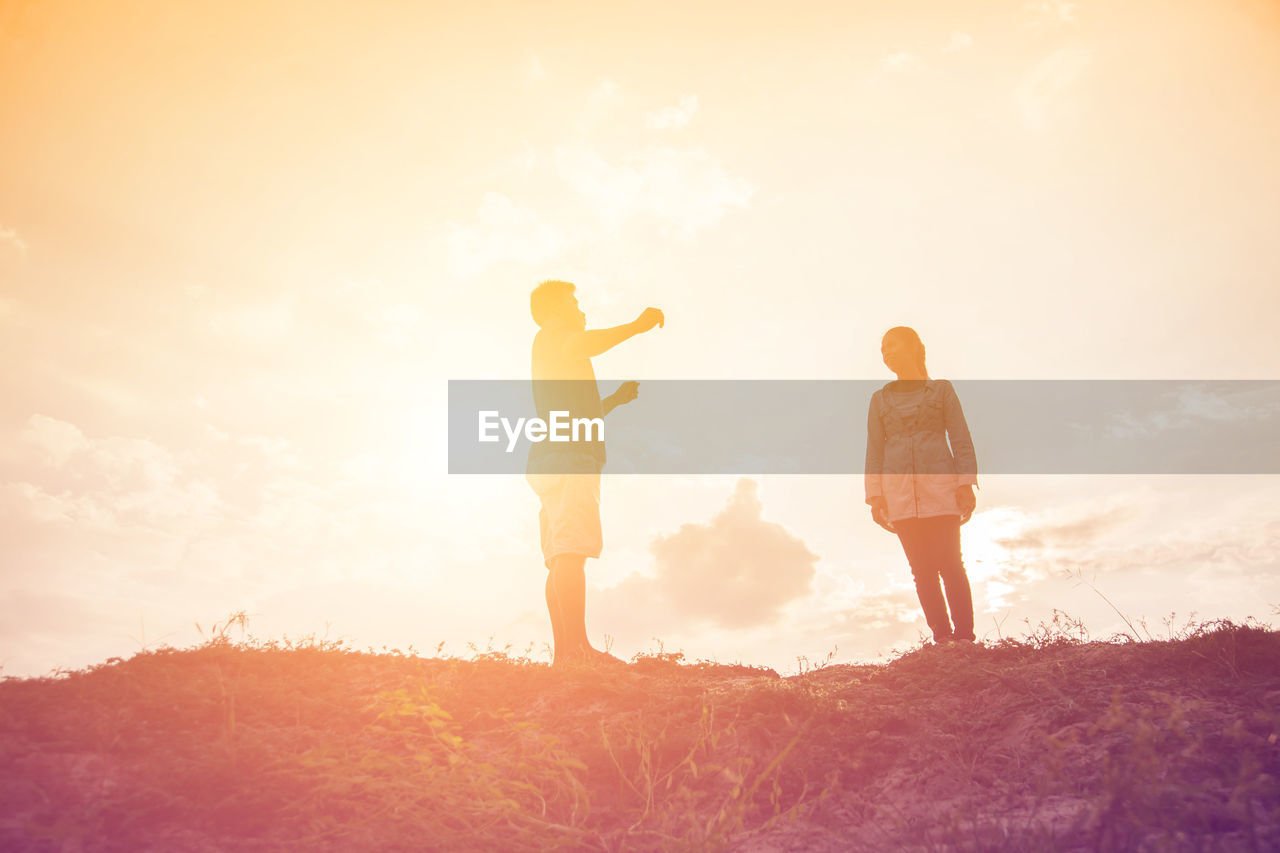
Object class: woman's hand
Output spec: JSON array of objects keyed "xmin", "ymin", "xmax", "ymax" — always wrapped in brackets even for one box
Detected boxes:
[
  {"xmin": 869, "ymin": 497, "xmax": 895, "ymax": 533},
  {"xmin": 957, "ymin": 485, "xmax": 976, "ymax": 524}
]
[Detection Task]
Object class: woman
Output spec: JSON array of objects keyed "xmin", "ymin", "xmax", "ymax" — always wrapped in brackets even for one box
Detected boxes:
[{"xmin": 865, "ymin": 326, "xmax": 978, "ymax": 644}]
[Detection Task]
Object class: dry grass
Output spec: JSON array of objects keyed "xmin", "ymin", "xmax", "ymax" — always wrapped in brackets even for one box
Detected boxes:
[{"xmin": 2, "ymin": 616, "xmax": 1279, "ymax": 851}]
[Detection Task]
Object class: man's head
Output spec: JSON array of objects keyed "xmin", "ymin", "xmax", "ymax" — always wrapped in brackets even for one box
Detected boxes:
[{"xmin": 530, "ymin": 280, "xmax": 587, "ymax": 330}]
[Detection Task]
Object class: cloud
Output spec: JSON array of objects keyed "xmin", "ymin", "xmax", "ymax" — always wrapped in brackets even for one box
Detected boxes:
[
  {"xmin": 443, "ymin": 84, "xmax": 751, "ymax": 273},
  {"xmin": 21, "ymin": 414, "xmax": 87, "ymax": 467},
  {"xmin": 645, "ymin": 94, "xmax": 699, "ymax": 131},
  {"xmin": 1025, "ymin": 1, "xmax": 1080, "ymax": 28},
  {"xmin": 881, "ymin": 50, "xmax": 923, "ymax": 72},
  {"xmin": 208, "ymin": 295, "xmax": 296, "ymax": 342},
  {"xmin": 605, "ymin": 479, "xmax": 819, "ymax": 630},
  {"xmin": 946, "ymin": 31, "xmax": 974, "ymax": 51},
  {"xmin": 366, "ymin": 303, "xmax": 423, "ymax": 349},
  {"xmin": 1015, "ymin": 45, "xmax": 1093, "ymax": 132},
  {"xmin": 816, "ymin": 586, "xmax": 927, "ymax": 653},
  {"xmin": 1102, "ymin": 384, "xmax": 1280, "ymax": 439},
  {"xmin": 974, "ymin": 487, "xmax": 1280, "ymax": 633},
  {"xmin": 0, "ymin": 225, "xmax": 27, "ymax": 256},
  {"xmin": 444, "ymin": 145, "xmax": 752, "ymax": 275},
  {"xmin": 11, "ymin": 414, "xmax": 223, "ymax": 531},
  {"xmin": 555, "ymin": 144, "xmax": 753, "ymax": 238},
  {"xmin": 575, "ymin": 79, "xmax": 623, "ymax": 132},
  {"xmin": 510, "ymin": 141, "xmax": 538, "ymax": 175},
  {"xmin": 994, "ymin": 506, "xmax": 1135, "ymax": 551},
  {"xmin": 523, "ymin": 52, "xmax": 546, "ymax": 83},
  {"xmin": 446, "ymin": 192, "xmax": 581, "ymax": 277}
]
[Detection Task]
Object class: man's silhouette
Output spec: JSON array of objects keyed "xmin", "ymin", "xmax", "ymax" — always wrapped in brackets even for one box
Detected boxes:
[{"xmin": 526, "ymin": 280, "xmax": 663, "ymax": 667}]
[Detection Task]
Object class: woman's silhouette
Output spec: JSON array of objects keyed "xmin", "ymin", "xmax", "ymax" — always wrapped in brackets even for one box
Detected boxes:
[{"xmin": 864, "ymin": 326, "xmax": 979, "ymax": 644}]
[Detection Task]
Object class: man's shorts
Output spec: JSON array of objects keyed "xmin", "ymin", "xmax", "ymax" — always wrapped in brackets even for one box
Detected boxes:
[{"xmin": 526, "ymin": 451, "xmax": 603, "ymax": 566}]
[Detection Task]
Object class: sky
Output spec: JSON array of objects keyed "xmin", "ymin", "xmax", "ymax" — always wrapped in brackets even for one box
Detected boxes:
[{"xmin": 2, "ymin": 0, "xmax": 1280, "ymax": 677}]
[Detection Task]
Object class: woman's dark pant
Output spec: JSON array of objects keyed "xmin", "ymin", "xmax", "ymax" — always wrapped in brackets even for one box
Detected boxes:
[{"xmin": 895, "ymin": 515, "xmax": 975, "ymax": 642}]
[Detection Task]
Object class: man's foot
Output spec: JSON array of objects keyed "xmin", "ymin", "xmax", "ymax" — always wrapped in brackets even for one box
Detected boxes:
[
  {"xmin": 552, "ymin": 645, "xmax": 628, "ymax": 669},
  {"xmin": 588, "ymin": 648, "xmax": 629, "ymax": 668}
]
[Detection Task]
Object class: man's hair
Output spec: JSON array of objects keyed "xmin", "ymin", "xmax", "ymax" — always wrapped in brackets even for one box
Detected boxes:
[{"xmin": 530, "ymin": 280, "xmax": 576, "ymax": 328}]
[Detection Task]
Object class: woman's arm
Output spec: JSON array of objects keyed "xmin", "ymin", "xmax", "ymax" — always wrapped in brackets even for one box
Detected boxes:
[
  {"xmin": 942, "ymin": 381, "xmax": 978, "ymax": 521},
  {"xmin": 865, "ymin": 392, "xmax": 886, "ymax": 500},
  {"xmin": 865, "ymin": 392, "xmax": 894, "ymax": 532},
  {"xmin": 941, "ymin": 380, "xmax": 978, "ymax": 486}
]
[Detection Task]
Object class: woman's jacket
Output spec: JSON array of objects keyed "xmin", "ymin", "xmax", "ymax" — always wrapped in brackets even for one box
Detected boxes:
[{"xmin": 864, "ymin": 379, "xmax": 978, "ymax": 522}]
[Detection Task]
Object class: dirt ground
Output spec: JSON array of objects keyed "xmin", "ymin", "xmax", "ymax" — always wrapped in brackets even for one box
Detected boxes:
[{"xmin": 2, "ymin": 622, "xmax": 1278, "ymax": 851}]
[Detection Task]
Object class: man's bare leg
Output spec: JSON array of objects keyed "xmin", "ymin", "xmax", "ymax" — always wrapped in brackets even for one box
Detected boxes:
[
  {"xmin": 545, "ymin": 572, "xmax": 567, "ymax": 659},
  {"xmin": 546, "ymin": 553, "xmax": 592, "ymax": 664}
]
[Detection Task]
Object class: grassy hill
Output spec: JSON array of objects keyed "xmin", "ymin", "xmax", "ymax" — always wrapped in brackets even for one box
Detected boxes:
[{"xmin": 2, "ymin": 618, "xmax": 1279, "ymax": 851}]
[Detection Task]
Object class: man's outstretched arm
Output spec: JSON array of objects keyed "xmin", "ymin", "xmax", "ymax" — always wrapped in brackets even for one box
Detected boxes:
[{"xmin": 563, "ymin": 308, "xmax": 664, "ymax": 359}]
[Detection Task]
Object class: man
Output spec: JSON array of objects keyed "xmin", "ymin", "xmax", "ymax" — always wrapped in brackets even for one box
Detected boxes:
[{"xmin": 526, "ymin": 280, "xmax": 663, "ymax": 666}]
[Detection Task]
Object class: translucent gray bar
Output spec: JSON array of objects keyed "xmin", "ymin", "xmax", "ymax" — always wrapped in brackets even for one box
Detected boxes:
[{"xmin": 448, "ymin": 380, "xmax": 1280, "ymax": 474}]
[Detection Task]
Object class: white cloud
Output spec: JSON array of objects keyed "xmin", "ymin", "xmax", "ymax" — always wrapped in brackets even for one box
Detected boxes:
[
  {"xmin": 443, "ymin": 84, "xmax": 751, "ymax": 273},
  {"xmin": 523, "ymin": 52, "xmax": 546, "ymax": 83},
  {"xmin": 236, "ymin": 434, "xmax": 302, "ymax": 469},
  {"xmin": 208, "ymin": 295, "xmax": 296, "ymax": 341},
  {"xmin": 340, "ymin": 451, "xmax": 382, "ymax": 483},
  {"xmin": 1103, "ymin": 383, "xmax": 1280, "ymax": 439},
  {"xmin": 998, "ymin": 505, "xmax": 1280, "ymax": 593},
  {"xmin": 1026, "ymin": 1, "xmax": 1080, "ymax": 28},
  {"xmin": 946, "ymin": 31, "xmax": 974, "ymax": 51},
  {"xmin": 511, "ymin": 141, "xmax": 538, "ymax": 175},
  {"xmin": 555, "ymin": 144, "xmax": 753, "ymax": 238},
  {"xmin": 367, "ymin": 303, "xmax": 423, "ymax": 349},
  {"xmin": 575, "ymin": 78, "xmax": 623, "ymax": 132},
  {"xmin": 0, "ymin": 225, "xmax": 27, "ymax": 256},
  {"xmin": 446, "ymin": 192, "xmax": 580, "ymax": 277},
  {"xmin": 645, "ymin": 94, "xmax": 699, "ymax": 131},
  {"xmin": 601, "ymin": 479, "xmax": 819, "ymax": 630},
  {"xmin": 1015, "ymin": 45, "xmax": 1094, "ymax": 132},
  {"xmin": 445, "ymin": 141, "xmax": 751, "ymax": 275},
  {"xmin": 10, "ymin": 415, "xmax": 224, "ymax": 532},
  {"xmin": 0, "ymin": 481, "xmax": 76, "ymax": 524},
  {"xmin": 20, "ymin": 415, "xmax": 87, "ymax": 467},
  {"xmin": 881, "ymin": 50, "xmax": 923, "ymax": 72}
]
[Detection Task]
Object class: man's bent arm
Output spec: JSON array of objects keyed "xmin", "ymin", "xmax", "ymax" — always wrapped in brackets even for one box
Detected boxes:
[{"xmin": 602, "ymin": 381, "xmax": 639, "ymax": 416}]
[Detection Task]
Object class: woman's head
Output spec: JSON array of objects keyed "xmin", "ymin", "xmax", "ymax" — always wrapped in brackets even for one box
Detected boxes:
[{"xmin": 881, "ymin": 326, "xmax": 928, "ymax": 378}]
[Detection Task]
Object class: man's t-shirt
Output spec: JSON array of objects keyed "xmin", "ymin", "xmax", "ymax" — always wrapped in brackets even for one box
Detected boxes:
[{"xmin": 530, "ymin": 328, "xmax": 606, "ymax": 465}]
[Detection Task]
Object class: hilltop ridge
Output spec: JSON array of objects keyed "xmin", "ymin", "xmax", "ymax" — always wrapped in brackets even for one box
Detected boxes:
[{"xmin": 2, "ymin": 620, "xmax": 1278, "ymax": 851}]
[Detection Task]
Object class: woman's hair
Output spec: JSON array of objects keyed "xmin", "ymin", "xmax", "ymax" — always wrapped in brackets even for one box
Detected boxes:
[{"xmin": 883, "ymin": 326, "xmax": 928, "ymax": 377}]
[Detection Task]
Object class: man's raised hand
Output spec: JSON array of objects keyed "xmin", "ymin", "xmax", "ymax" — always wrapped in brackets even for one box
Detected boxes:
[
  {"xmin": 634, "ymin": 307, "xmax": 664, "ymax": 333},
  {"xmin": 564, "ymin": 308, "xmax": 665, "ymax": 359}
]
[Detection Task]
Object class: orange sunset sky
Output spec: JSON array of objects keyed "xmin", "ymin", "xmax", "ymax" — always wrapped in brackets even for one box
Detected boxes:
[{"xmin": 2, "ymin": 0, "xmax": 1280, "ymax": 677}]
